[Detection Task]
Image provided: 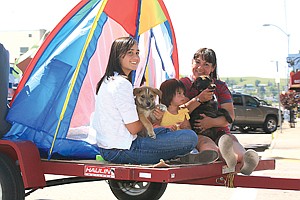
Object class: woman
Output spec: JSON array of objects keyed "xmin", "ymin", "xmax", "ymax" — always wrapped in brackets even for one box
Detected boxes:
[
  {"xmin": 91, "ymin": 37, "xmax": 198, "ymax": 164},
  {"xmin": 180, "ymin": 48, "xmax": 259, "ymax": 175}
]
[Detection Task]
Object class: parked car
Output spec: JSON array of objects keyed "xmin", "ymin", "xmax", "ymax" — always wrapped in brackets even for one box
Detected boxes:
[
  {"xmin": 231, "ymin": 93, "xmax": 280, "ymax": 133},
  {"xmin": 253, "ymin": 96, "xmax": 272, "ymax": 106}
]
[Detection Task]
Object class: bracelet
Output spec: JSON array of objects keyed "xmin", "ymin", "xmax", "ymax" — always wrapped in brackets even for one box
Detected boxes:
[{"xmin": 194, "ymin": 97, "xmax": 202, "ymax": 103}]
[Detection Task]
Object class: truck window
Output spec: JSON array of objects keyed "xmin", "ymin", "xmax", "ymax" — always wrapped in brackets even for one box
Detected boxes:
[
  {"xmin": 233, "ymin": 96, "xmax": 243, "ymax": 105},
  {"xmin": 245, "ymin": 96, "xmax": 257, "ymax": 107}
]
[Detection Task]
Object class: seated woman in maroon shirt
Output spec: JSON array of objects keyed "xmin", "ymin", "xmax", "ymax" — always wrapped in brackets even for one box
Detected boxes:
[{"xmin": 180, "ymin": 48, "xmax": 259, "ymax": 175}]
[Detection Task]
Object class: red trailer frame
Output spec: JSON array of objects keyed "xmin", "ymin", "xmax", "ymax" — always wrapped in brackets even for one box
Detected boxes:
[{"xmin": 1, "ymin": 139, "xmax": 300, "ymax": 200}]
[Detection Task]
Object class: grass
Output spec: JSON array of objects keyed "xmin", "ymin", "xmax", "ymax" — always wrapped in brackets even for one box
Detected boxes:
[{"xmin": 220, "ymin": 76, "xmax": 288, "ymax": 88}]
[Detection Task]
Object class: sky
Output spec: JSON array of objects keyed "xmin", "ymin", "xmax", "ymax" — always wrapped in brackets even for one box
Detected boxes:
[{"xmin": 1, "ymin": 0, "xmax": 300, "ymax": 79}]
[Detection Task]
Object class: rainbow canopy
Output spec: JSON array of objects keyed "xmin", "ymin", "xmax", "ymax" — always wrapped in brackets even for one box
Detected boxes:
[{"xmin": 4, "ymin": 0, "xmax": 179, "ymax": 159}]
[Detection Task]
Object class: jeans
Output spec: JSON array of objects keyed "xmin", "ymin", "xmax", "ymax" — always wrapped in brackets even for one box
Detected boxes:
[{"xmin": 99, "ymin": 127, "xmax": 198, "ymax": 164}]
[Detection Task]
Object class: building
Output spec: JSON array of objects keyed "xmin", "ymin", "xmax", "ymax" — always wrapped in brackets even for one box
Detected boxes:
[{"xmin": 0, "ymin": 29, "xmax": 46, "ymax": 63}]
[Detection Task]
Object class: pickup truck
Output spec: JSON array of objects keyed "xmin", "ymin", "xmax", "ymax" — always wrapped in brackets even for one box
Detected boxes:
[{"xmin": 231, "ymin": 93, "xmax": 280, "ymax": 133}]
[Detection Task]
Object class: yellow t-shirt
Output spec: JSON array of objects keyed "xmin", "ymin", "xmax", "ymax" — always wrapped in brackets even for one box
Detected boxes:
[{"xmin": 160, "ymin": 108, "xmax": 190, "ymax": 129}]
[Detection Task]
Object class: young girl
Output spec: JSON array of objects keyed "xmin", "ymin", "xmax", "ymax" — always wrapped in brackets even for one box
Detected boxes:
[
  {"xmin": 91, "ymin": 37, "xmax": 198, "ymax": 164},
  {"xmin": 159, "ymin": 79, "xmax": 191, "ymax": 131},
  {"xmin": 159, "ymin": 79, "xmax": 219, "ymax": 164}
]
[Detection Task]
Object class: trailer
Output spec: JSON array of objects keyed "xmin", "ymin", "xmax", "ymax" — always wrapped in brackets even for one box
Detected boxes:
[
  {"xmin": 1, "ymin": 1, "xmax": 300, "ymax": 199},
  {"xmin": 1, "ymin": 139, "xmax": 300, "ymax": 200}
]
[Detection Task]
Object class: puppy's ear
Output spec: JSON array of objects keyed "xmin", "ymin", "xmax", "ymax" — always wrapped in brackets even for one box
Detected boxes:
[
  {"xmin": 205, "ymin": 75, "xmax": 212, "ymax": 82},
  {"xmin": 133, "ymin": 87, "xmax": 142, "ymax": 96},
  {"xmin": 191, "ymin": 80, "xmax": 197, "ymax": 89},
  {"xmin": 152, "ymin": 88, "xmax": 162, "ymax": 100}
]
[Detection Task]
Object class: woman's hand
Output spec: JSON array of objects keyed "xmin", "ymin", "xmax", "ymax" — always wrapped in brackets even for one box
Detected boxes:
[
  {"xmin": 197, "ymin": 88, "xmax": 215, "ymax": 103},
  {"xmin": 186, "ymin": 88, "xmax": 215, "ymax": 114},
  {"xmin": 194, "ymin": 114, "xmax": 214, "ymax": 131},
  {"xmin": 178, "ymin": 119, "xmax": 191, "ymax": 129}
]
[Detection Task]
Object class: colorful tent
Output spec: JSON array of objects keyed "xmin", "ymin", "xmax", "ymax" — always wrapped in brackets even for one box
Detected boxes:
[
  {"xmin": 4, "ymin": 0, "xmax": 179, "ymax": 159},
  {"xmin": 16, "ymin": 31, "xmax": 49, "ymax": 74}
]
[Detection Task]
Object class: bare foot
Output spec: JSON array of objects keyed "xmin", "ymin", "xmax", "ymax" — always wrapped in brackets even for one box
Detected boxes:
[
  {"xmin": 218, "ymin": 134, "xmax": 237, "ymax": 168},
  {"xmin": 240, "ymin": 149, "xmax": 259, "ymax": 175}
]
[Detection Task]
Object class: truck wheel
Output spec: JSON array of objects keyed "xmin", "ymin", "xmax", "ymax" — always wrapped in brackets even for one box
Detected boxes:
[
  {"xmin": 263, "ymin": 116, "xmax": 277, "ymax": 133},
  {"xmin": 239, "ymin": 126, "xmax": 249, "ymax": 133},
  {"xmin": 108, "ymin": 180, "xmax": 167, "ymax": 200},
  {"xmin": 0, "ymin": 153, "xmax": 25, "ymax": 200}
]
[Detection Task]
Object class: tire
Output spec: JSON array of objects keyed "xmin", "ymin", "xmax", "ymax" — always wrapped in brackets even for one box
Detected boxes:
[
  {"xmin": 263, "ymin": 116, "xmax": 278, "ymax": 133},
  {"xmin": 0, "ymin": 152, "xmax": 25, "ymax": 200},
  {"xmin": 239, "ymin": 126, "xmax": 249, "ymax": 133},
  {"xmin": 108, "ymin": 180, "xmax": 167, "ymax": 200},
  {"xmin": 249, "ymin": 127, "xmax": 257, "ymax": 131}
]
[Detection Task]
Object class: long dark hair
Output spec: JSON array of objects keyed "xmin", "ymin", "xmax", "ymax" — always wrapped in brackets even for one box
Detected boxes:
[
  {"xmin": 160, "ymin": 79, "xmax": 186, "ymax": 107},
  {"xmin": 193, "ymin": 48, "xmax": 218, "ymax": 79},
  {"xmin": 96, "ymin": 37, "xmax": 137, "ymax": 94}
]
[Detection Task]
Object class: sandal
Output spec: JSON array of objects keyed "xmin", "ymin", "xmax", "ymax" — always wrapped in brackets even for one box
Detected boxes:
[{"xmin": 178, "ymin": 150, "xmax": 219, "ymax": 164}]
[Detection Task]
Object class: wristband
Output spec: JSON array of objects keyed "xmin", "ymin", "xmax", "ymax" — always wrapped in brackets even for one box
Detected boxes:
[{"xmin": 195, "ymin": 97, "xmax": 202, "ymax": 103}]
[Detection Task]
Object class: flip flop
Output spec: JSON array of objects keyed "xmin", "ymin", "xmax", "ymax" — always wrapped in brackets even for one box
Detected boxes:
[{"xmin": 178, "ymin": 150, "xmax": 219, "ymax": 164}]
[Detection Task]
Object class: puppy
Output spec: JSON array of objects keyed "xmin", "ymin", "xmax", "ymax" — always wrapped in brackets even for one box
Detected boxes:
[
  {"xmin": 189, "ymin": 75, "xmax": 233, "ymax": 142},
  {"xmin": 133, "ymin": 86, "xmax": 165, "ymax": 139}
]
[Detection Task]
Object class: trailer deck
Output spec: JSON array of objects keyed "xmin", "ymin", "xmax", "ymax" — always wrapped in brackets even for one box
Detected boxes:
[{"xmin": 1, "ymin": 137, "xmax": 300, "ymax": 200}]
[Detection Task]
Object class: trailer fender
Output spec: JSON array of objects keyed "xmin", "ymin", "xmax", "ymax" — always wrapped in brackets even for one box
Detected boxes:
[{"xmin": 0, "ymin": 140, "xmax": 46, "ymax": 188}]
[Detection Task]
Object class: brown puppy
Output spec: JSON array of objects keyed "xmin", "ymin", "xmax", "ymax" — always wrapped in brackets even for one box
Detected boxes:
[{"xmin": 133, "ymin": 86, "xmax": 162, "ymax": 139}]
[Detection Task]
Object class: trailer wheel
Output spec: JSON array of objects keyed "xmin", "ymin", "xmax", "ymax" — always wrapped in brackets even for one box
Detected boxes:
[
  {"xmin": 108, "ymin": 180, "xmax": 167, "ymax": 200},
  {"xmin": 0, "ymin": 153, "xmax": 25, "ymax": 200}
]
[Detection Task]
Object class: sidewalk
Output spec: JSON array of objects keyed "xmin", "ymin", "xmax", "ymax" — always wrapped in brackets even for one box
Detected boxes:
[{"xmin": 260, "ymin": 120, "xmax": 300, "ymax": 179}]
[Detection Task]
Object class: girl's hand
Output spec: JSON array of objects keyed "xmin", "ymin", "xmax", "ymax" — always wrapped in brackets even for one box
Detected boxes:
[
  {"xmin": 166, "ymin": 125, "xmax": 177, "ymax": 131},
  {"xmin": 153, "ymin": 107, "xmax": 164, "ymax": 120},
  {"xmin": 151, "ymin": 107, "xmax": 164, "ymax": 126}
]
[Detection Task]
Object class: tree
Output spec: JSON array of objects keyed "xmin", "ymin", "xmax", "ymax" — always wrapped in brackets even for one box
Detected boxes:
[
  {"xmin": 280, "ymin": 91, "xmax": 300, "ymax": 110},
  {"xmin": 255, "ymin": 80, "xmax": 261, "ymax": 87},
  {"xmin": 224, "ymin": 78, "xmax": 237, "ymax": 88},
  {"xmin": 267, "ymin": 81, "xmax": 273, "ymax": 87}
]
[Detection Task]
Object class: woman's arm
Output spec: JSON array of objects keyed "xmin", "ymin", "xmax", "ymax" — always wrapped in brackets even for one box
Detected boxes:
[
  {"xmin": 126, "ymin": 106, "xmax": 165, "ymax": 135},
  {"xmin": 178, "ymin": 117, "xmax": 192, "ymax": 129},
  {"xmin": 195, "ymin": 102, "xmax": 235, "ymax": 130},
  {"xmin": 221, "ymin": 101, "xmax": 235, "ymax": 123},
  {"xmin": 125, "ymin": 120, "xmax": 144, "ymax": 135},
  {"xmin": 184, "ymin": 88, "xmax": 215, "ymax": 114}
]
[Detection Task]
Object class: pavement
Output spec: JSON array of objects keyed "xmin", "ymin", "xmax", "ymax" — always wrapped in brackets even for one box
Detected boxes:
[
  {"xmin": 235, "ymin": 119, "xmax": 300, "ymax": 180},
  {"xmin": 261, "ymin": 120, "xmax": 300, "ymax": 180}
]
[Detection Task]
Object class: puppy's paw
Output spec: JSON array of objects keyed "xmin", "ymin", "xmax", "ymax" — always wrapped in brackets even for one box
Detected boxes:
[
  {"xmin": 150, "ymin": 134, "xmax": 156, "ymax": 139},
  {"xmin": 156, "ymin": 104, "xmax": 167, "ymax": 112},
  {"xmin": 148, "ymin": 131, "xmax": 156, "ymax": 139}
]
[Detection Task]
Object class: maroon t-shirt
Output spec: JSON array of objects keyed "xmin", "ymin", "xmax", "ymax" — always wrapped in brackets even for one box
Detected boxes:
[{"xmin": 180, "ymin": 76, "xmax": 232, "ymax": 133}]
